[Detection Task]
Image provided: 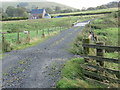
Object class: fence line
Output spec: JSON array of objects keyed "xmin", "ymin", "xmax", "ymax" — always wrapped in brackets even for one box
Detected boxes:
[
  {"xmin": 1, "ymin": 26, "xmax": 69, "ymax": 52},
  {"xmin": 82, "ymin": 39, "xmax": 120, "ymax": 84},
  {"xmin": 82, "ymin": 44, "xmax": 120, "ymax": 51}
]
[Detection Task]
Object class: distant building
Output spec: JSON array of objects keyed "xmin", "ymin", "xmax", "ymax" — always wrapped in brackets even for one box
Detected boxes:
[
  {"xmin": 44, "ymin": 13, "xmax": 51, "ymax": 18},
  {"xmin": 30, "ymin": 8, "xmax": 51, "ymax": 19}
]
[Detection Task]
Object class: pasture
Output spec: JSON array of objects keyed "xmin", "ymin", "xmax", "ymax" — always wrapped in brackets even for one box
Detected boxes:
[{"xmin": 1, "ymin": 14, "xmax": 102, "ymax": 52}]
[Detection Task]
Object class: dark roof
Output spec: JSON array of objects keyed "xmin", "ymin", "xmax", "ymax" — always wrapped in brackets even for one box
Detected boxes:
[{"xmin": 31, "ymin": 9, "xmax": 45, "ymax": 14}]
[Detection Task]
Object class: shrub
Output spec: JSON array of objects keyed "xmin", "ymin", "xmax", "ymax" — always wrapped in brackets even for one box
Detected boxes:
[
  {"xmin": 91, "ymin": 25, "xmax": 101, "ymax": 29},
  {"xmin": 69, "ymin": 35, "xmax": 84, "ymax": 55},
  {"xmin": 2, "ymin": 41, "xmax": 13, "ymax": 52}
]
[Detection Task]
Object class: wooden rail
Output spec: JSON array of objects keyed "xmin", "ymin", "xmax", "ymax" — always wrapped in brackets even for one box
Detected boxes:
[
  {"xmin": 82, "ymin": 44, "xmax": 120, "ymax": 51},
  {"xmin": 82, "ymin": 39, "xmax": 120, "ymax": 84},
  {"xmin": 81, "ymin": 64, "xmax": 120, "ymax": 78},
  {"xmin": 83, "ymin": 55, "xmax": 119, "ymax": 63},
  {"xmin": 83, "ymin": 70, "xmax": 120, "ymax": 84}
]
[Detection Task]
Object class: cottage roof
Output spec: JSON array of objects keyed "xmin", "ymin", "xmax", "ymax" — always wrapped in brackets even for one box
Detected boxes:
[{"xmin": 31, "ymin": 9, "xmax": 45, "ymax": 14}]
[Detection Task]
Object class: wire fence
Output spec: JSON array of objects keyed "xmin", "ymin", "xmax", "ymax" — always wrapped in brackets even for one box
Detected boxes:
[{"xmin": 0, "ymin": 26, "xmax": 69, "ymax": 52}]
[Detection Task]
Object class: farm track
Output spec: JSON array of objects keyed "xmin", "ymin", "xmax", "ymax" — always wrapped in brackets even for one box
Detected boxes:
[{"xmin": 2, "ymin": 21, "xmax": 88, "ymax": 88}]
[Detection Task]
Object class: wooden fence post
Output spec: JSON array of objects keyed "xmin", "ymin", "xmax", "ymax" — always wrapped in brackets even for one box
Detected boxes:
[
  {"xmin": 59, "ymin": 27, "xmax": 61, "ymax": 32},
  {"xmin": 60, "ymin": 27, "xmax": 62, "ymax": 32},
  {"xmin": 2, "ymin": 33, "xmax": 5, "ymax": 52},
  {"xmin": 48, "ymin": 29, "xmax": 49, "ymax": 35},
  {"xmin": 17, "ymin": 32, "xmax": 20, "ymax": 44},
  {"xmin": 96, "ymin": 42, "xmax": 104, "ymax": 67},
  {"xmin": 36, "ymin": 30, "xmax": 38, "ymax": 36},
  {"xmin": 26, "ymin": 31, "xmax": 30, "ymax": 43},
  {"xmin": 83, "ymin": 39, "xmax": 90, "ymax": 62},
  {"xmin": 42, "ymin": 29, "xmax": 45, "ymax": 38},
  {"xmin": 54, "ymin": 27, "xmax": 57, "ymax": 31}
]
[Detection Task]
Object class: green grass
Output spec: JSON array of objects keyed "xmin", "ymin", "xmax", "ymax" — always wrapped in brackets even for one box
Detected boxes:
[
  {"xmin": 88, "ymin": 14, "xmax": 119, "ymax": 73},
  {"xmin": 56, "ymin": 58, "xmax": 108, "ymax": 88},
  {"xmin": 12, "ymin": 30, "xmax": 60, "ymax": 51},
  {"xmin": 69, "ymin": 12, "xmax": 119, "ymax": 56},
  {"xmin": 2, "ymin": 18, "xmax": 70, "ymax": 33},
  {"xmin": 65, "ymin": 12, "xmax": 119, "ymax": 88},
  {"xmin": 3, "ymin": 27, "xmax": 62, "ymax": 43},
  {"xmin": 1, "ymin": 25, "xmax": 67, "ymax": 52},
  {"xmin": 52, "ymin": 8, "xmax": 118, "ymax": 16},
  {"xmin": 94, "ymin": 27, "xmax": 118, "ymax": 46},
  {"xmin": 105, "ymin": 52, "xmax": 118, "ymax": 59},
  {"xmin": 2, "ymin": 15, "xmax": 101, "ymax": 33},
  {"xmin": 0, "ymin": 29, "xmax": 62, "ymax": 53},
  {"xmin": 2, "ymin": 15, "xmax": 97, "ymax": 47},
  {"xmin": 1, "ymin": 15, "xmax": 100, "ymax": 52},
  {"xmin": 104, "ymin": 52, "xmax": 118, "ymax": 70}
]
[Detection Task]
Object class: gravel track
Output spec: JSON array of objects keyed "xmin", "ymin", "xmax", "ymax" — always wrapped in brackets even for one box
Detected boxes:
[{"xmin": 2, "ymin": 21, "xmax": 89, "ymax": 88}]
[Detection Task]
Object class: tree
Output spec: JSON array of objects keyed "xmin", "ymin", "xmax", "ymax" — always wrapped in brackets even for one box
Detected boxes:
[
  {"xmin": 26, "ymin": 8, "xmax": 31, "ymax": 13},
  {"xmin": 44, "ymin": 8, "xmax": 53, "ymax": 14},
  {"xmin": 95, "ymin": 1, "xmax": 118, "ymax": 9},
  {"xmin": 0, "ymin": 8, "xmax": 8, "ymax": 19},
  {"xmin": 55, "ymin": 6, "xmax": 61, "ymax": 13},
  {"xmin": 0, "ymin": 8, "xmax": 3, "ymax": 13},
  {"xmin": 23, "ymin": 12, "xmax": 28, "ymax": 17},
  {"xmin": 61, "ymin": 9, "xmax": 73, "ymax": 13},
  {"xmin": 76, "ymin": 9, "xmax": 81, "ymax": 12},
  {"xmin": 81, "ymin": 7, "xmax": 86, "ymax": 11},
  {"xmin": 6, "ymin": 6, "xmax": 16, "ymax": 17},
  {"xmin": 87, "ymin": 7, "xmax": 95, "ymax": 10},
  {"xmin": 106, "ymin": 2, "xmax": 118, "ymax": 8},
  {"xmin": 2, "ymin": 12, "xmax": 8, "ymax": 18},
  {"xmin": 6, "ymin": 6, "xmax": 28, "ymax": 17},
  {"xmin": 15, "ymin": 7, "xmax": 26, "ymax": 17},
  {"xmin": 96, "ymin": 5, "xmax": 107, "ymax": 9}
]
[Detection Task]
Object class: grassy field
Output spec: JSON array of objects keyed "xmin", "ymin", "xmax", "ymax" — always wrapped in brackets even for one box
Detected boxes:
[
  {"xmin": 57, "ymin": 11, "xmax": 119, "ymax": 88},
  {"xmin": 2, "ymin": 18, "xmax": 70, "ymax": 32},
  {"xmin": 1, "ymin": 14, "xmax": 101, "ymax": 52},
  {"xmin": 56, "ymin": 58, "xmax": 108, "ymax": 88},
  {"xmin": 2, "ymin": 14, "xmax": 102, "ymax": 32},
  {"xmin": 52, "ymin": 8, "xmax": 118, "ymax": 17},
  {"xmin": 70, "ymin": 11, "xmax": 119, "ymax": 55},
  {"xmin": 71, "ymin": 11, "xmax": 119, "ymax": 68}
]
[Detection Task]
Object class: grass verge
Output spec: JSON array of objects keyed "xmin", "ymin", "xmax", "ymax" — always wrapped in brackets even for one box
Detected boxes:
[{"xmin": 56, "ymin": 58, "xmax": 108, "ymax": 88}]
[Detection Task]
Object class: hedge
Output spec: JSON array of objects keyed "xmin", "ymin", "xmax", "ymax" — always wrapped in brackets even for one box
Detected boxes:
[{"xmin": 2, "ymin": 17, "xmax": 28, "ymax": 21}]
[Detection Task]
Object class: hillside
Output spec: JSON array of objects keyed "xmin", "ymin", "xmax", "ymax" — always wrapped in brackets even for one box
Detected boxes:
[{"xmin": 2, "ymin": 1, "xmax": 76, "ymax": 10}]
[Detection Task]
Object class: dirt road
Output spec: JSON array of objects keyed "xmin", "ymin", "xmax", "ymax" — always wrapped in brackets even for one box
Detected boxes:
[{"xmin": 2, "ymin": 20, "xmax": 90, "ymax": 88}]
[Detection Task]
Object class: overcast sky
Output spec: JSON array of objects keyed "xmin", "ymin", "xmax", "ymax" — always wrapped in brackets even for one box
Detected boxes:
[{"xmin": 1, "ymin": 0, "xmax": 118, "ymax": 9}]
